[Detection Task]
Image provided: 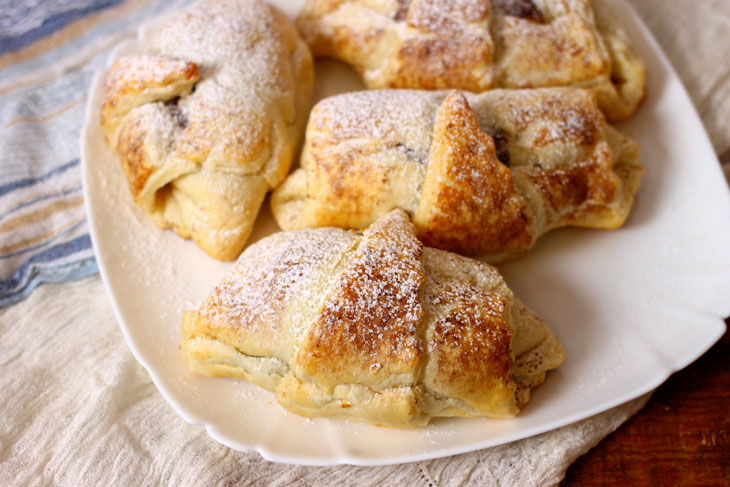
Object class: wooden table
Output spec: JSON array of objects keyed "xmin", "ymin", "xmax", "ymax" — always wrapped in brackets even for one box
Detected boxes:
[{"xmin": 561, "ymin": 318, "xmax": 730, "ymax": 486}]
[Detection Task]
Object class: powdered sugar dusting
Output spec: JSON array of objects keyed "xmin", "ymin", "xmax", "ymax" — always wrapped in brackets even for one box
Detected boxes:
[
  {"xmin": 423, "ymin": 273, "xmax": 515, "ymax": 407},
  {"xmin": 311, "ymin": 89, "xmax": 442, "ymax": 148},
  {"xmin": 424, "ymin": 278, "xmax": 511, "ymax": 357},
  {"xmin": 419, "ymin": 247, "xmax": 516, "ymax": 409},
  {"xmin": 406, "ymin": 0, "xmax": 490, "ymax": 32},
  {"xmin": 149, "ymin": 0, "xmax": 303, "ymax": 169},
  {"xmin": 298, "ymin": 210, "xmax": 425, "ymax": 383},
  {"xmin": 199, "ymin": 227, "xmax": 353, "ymax": 353},
  {"xmin": 492, "ymin": 5, "xmax": 608, "ymax": 88}
]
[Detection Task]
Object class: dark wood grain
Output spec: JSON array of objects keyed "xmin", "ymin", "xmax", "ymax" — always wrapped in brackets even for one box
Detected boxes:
[{"xmin": 561, "ymin": 318, "xmax": 730, "ymax": 486}]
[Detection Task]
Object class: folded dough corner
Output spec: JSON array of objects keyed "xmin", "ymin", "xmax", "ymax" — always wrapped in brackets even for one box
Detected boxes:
[{"xmin": 182, "ymin": 209, "xmax": 565, "ymax": 428}]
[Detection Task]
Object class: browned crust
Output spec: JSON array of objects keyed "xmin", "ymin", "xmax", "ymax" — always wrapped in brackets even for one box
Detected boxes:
[
  {"xmin": 528, "ymin": 145, "xmax": 620, "ymax": 227},
  {"xmin": 393, "ymin": 35, "xmax": 493, "ymax": 91},
  {"xmin": 391, "ymin": 0, "xmax": 493, "ymax": 90},
  {"xmin": 531, "ymin": 159, "xmax": 616, "ymax": 211},
  {"xmin": 297, "ymin": 210, "xmax": 425, "ymax": 387},
  {"xmin": 424, "ymin": 278, "xmax": 515, "ymax": 410},
  {"xmin": 414, "ymin": 91, "xmax": 535, "ymax": 256}
]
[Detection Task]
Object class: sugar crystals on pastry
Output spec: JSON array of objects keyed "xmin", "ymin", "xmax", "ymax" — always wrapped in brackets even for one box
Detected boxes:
[
  {"xmin": 297, "ymin": 0, "xmax": 646, "ymax": 120},
  {"xmin": 271, "ymin": 88, "xmax": 642, "ymax": 262},
  {"xmin": 100, "ymin": 0, "xmax": 313, "ymax": 260},
  {"xmin": 182, "ymin": 209, "xmax": 565, "ymax": 427}
]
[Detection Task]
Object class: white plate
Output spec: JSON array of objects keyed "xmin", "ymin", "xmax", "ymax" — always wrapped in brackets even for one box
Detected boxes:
[{"xmin": 82, "ymin": 0, "xmax": 730, "ymax": 466}]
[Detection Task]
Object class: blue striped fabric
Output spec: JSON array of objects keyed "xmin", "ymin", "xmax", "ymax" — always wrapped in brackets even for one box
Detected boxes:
[
  {"xmin": 0, "ymin": 0, "xmax": 126, "ymax": 55},
  {"xmin": 0, "ymin": 0, "xmax": 183, "ymax": 306}
]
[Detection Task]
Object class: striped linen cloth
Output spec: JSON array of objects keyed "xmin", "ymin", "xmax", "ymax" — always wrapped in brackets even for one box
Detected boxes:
[{"xmin": 0, "ymin": 0, "xmax": 187, "ymax": 307}]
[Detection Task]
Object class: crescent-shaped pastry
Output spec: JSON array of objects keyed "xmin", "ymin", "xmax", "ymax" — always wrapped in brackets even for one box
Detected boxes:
[
  {"xmin": 182, "ymin": 209, "xmax": 565, "ymax": 427},
  {"xmin": 100, "ymin": 0, "xmax": 313, "ymax": 260},
  {"xmin": 297, "ymin": 0, "xmax": 646, "ymax": 120},
  {"xmin": 271, "ymin": 89, "xmax": 642, "ymax": 261}
]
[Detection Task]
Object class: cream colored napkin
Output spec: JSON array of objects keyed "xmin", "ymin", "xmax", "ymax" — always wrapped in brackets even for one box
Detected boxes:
[{"xmin": 1, "ymin": 1, "xmax": 728, "ymax": 485}]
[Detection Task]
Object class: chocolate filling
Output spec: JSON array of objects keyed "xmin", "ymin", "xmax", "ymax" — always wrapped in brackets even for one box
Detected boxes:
[
  {"xmin": 495, "ymin": 0, "xmax": 544, "ymax": 23},
  {"xmin": 393, "ymin": 0, "xmax": 410, "ymax": 21},
  {"xmin": 165, "ymin": 96, "xmax": 188, "ymax": 128},
  {"xmin": 490, "ymin": 129, "xmax": 511, "ymax": 167}
]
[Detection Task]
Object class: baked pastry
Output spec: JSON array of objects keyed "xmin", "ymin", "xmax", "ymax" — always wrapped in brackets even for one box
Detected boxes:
[
  {"xmin": 100, "ymin": 0, "xmax": 313, "ymax": 260},
  {"xmin": 297, "ymin": 0, "xmax": 646, "ymax": 120},
  {"xmin": 182, "ymin": 209, "xmax": 565, "ymax": 427},
  {"xmin": 272, "ymin": 89, "xmax": 642, "ymax": 261}
]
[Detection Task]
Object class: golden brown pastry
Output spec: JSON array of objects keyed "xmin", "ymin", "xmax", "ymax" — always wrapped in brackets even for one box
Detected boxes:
[
  {"xmin": 182, "ymin": 209, "xmax": 565, "ymax": 427},
  {"xmin": 272, "ymin": 89, "xmax": 642, "ymax": 261},
  {"xmin": 100, "ymin": 0, "xmax": 313, "ymax": 260},
  {"xmin": 297, "ymin": 0, "xmax": 646, "ymax": 120}
]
